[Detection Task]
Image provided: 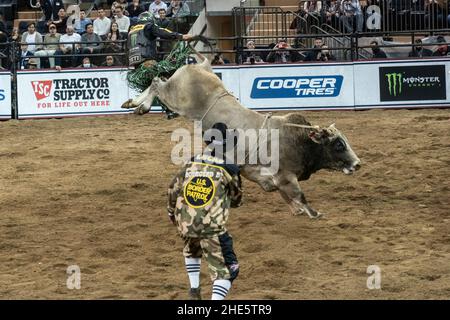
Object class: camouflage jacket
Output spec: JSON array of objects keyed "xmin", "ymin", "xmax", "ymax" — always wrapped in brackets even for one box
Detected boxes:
[{"xmin": 167, "ymin": 154, "xmax": 243, "ymax": 238}]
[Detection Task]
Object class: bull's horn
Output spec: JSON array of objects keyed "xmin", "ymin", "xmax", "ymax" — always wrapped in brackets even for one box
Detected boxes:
[{"xmin": 325, "ymin": 123, "xmax": 339, "ymax": 135}]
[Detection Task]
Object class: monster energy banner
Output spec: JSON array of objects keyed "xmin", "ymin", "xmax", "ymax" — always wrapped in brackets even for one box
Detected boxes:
[{"xmin": 379, "ymin": 65, "xmax": 446, "ymax": 102}]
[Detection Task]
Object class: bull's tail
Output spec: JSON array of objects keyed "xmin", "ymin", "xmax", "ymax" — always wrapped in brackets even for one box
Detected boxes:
[{"xmin": 187, "ymin": 35, "xmax": 213, "ymax": 69}]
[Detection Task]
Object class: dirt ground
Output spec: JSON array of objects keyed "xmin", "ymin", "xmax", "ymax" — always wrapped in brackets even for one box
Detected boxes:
[{"xmin": 0, "ymin": 108, "xmax": 449, "ymax": 300}]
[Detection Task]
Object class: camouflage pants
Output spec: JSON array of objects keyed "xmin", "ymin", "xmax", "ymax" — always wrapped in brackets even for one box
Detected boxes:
[{"xmin": 183, "ymin": 232, "xmax": 239, "ymax": 282}]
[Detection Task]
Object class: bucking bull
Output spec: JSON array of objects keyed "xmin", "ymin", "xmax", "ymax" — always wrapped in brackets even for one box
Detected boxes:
[{"xmin": 122, "ymin": 53, "xmax": 361, "ymax": 218}]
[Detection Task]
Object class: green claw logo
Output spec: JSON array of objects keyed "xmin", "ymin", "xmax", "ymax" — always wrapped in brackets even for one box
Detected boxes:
[{"xmin": 385, "ymin": 73, "xmax": 403, "ymax": 96}]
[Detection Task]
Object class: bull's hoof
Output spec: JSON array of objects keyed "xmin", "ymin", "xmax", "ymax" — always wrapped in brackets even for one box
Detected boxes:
[
  {"xmin": 133, "ymin": 105, "xmax": 150, "ymax": 115},
  {"xmin": 292, "ymin": 208, "xmax": 305, "ymax": 216},
  {"xmin": 308, "ymin": 212, "xmax": 324, "ymax": 219},
  {"xmin": 121, "ymin": 99, "xmax": 136, "ymax": 109}
]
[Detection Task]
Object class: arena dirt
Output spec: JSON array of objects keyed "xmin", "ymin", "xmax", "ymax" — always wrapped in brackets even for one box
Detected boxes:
[{"xmin": 0, "ymin": 108, "xmax": 449, "ymax": 299}]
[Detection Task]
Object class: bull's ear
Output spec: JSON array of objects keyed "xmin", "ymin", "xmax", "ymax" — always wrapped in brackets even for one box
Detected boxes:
[
  {"xmin": 309, "ymin": 129, "xmax": 331, "ymax": 144},
  {"xmin": 309, "ymin": 130, "xmax": 324, "ymax": 144}
]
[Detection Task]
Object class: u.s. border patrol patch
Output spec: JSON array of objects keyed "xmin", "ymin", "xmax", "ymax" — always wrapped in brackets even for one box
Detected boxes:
[{"xmin": 184, "ymin": 176, "xmax": 216, "ymax": 208}]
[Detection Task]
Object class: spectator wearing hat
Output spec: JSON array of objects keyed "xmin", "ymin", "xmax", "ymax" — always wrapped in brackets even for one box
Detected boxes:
[
  {"xmin": 27, "ymin": 58, "xmax": 39, "ymax": 70},
  {"xmin": 34, "ymin": 23, "xmax": 61, "ymax": 68}
]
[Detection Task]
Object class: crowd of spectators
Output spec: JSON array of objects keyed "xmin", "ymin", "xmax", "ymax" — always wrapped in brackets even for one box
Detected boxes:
[
  {"xmin": 0, "ymin": 0, "xmax": 194, "ymax": 70},
  {"xmin": 290, "ymin": 1, "xmax": 450, "ymax": 34},
  {"xmin": 0, "ymin": 1, "xmax": 449, "ymax": 70},
  {"xmin": 237, "ymin": 34, "xmax": 449, "ymax": 65}
]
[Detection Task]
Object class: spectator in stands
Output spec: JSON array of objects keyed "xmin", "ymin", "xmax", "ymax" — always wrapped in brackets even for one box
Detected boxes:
[
  {"xmin": 370, "ymin": 40, "xmax": 387, "ymax": 58},
  {"xmin": 267, "ymin": 39, "xmax": 302, "ymax": 63},
  {"xmin": 128, "ymin": 0, "xmax": 145, "ymax": 25},
  {"xmin": 75, "ymin": 10, "xmax": 93, "ymax": 35},
  {"xmin": 8, "ymin": 27, "xmax": 20, "ymax": 44},
  {"xmin": 303, "ymin": 37, "xmax": 323, "ymax": 61},
  {"xmin": 27, "ymin": 58, "xmax": 39, "ymax": 70},
  {"xmin": 157, "ymin": 9, "xmax": 171, "ymax": 28},
  {"xmin": 324, "ymin": 0, "xmax": 341, "ymax": 30},
  {"xmin": 80, "ymin": 23, "xmax": 104, "ymax": 63},
  {"xmin": 78, "ymin": 57, "xmax": 96, "ymax": 68},
  {"xmin": 19, "ymin": 44, "xmax": 33, "ymax": 70},
  {"xmin": 289, "ymin": 1, "xmax": 308, "ymax": 36},
  {"xmin": 55, "ymin": 25, "xmax": 82, "ymax": 70},
  {"xmin": 318, "ymin": 44, "xmax": 336, "ymax": 61},
  {"xmin": 408, "ymin": 39, "xmax": 433, "ymax": 58},
  {"xmin": 94, "ymin": 8, "xmax": 112, "ymax": 40},
  {"xmin": 6, "ymin": 26, "xmax": 19, "ymax": 69},
  {"xmin": 101, "ymin": 55, "xmax": 117, "ymax": 66},
  {"xmin": 425, "ymin": 0, "xmax": 445, "ymax": 29},
  {"xmin": 110, "ymin": 1, "xmax": 129, "ymax": 18},
  {"xmin": 105, "ymin": 22, "xmax": 125, "ymax": 55},
  {"xmin": 114, "ymin": 5, "xmax": 130, "ymax": 34},
  {"xmin": 303, "ymin": 0, "xmax": 323, "ymax": 26},
  {"xmin": 49, "ymin": 8, "xmax": 68, "ymax": 34},
  {"xmin": 167, "ymin": 0, "xmax": 190, "ymax": 18},
  {"xmin": 34, "ymin": 23, "xmax": 61, "ymax": 69},
  {"xmin": 340, "ymin": 0, "xmax": 363, "ymax": 33},
  {"xmin": 432, "ymin": 36, "xmax": 449, "ymax": 56},
  {"xmin": 149, "ymin": 0, "xmax": 168, "ymax": 18},
  {"xmin": 157, "ymin": 9, "xmax": 174, "ymax": 57},
  {"xmin": 36, "ymin": 0, "xmax": 64, "ymax": 21},
  {"xmin": 211, "ymin": 53, "xmax": 230, "ymax": 65},
  {"xmin": 241, "ymin": 40, "xmax": 264, "ymax": 64},
  {"xmin": 21, "ymin": 22, "xmax": 43, "ymax": 54}
]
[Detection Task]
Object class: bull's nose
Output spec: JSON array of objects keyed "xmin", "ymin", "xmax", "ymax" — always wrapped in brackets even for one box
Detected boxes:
[{"xmin": 354, "ymin": 162, "xmax": 361, "ymax": 171}]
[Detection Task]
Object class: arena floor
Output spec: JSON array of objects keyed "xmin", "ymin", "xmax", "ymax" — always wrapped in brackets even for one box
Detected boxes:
[{"xmin": 0, "ymin": 108, "xmax": 449, "ymax": 299}]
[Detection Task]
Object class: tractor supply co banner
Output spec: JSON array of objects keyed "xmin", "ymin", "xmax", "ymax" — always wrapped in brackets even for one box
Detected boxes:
[
  {"xmin": 16, "ymin": 68, "xmax": 134, "ymax": 119},
  {"xmin": 0, "ymin": 72, "xmax": 11, "ymax": 119}
]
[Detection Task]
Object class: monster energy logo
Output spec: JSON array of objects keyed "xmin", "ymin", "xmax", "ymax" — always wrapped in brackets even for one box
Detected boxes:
[{"xmin": 385, "ymin": 73, "xmax": 403, "ymax": 96}]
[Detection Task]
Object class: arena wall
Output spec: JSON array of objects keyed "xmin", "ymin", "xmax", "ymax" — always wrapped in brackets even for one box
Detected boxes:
[{"xmin": 6, "ymin": 58, "xmax": 450, "ymax": 120}]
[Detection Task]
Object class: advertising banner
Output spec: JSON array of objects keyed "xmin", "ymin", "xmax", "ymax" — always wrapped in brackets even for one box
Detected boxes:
[
  {"xmin": 0, "ymin": 72, "xmax": 11, "ymax": 119},
  {"xmin": 212, "ymin": 66, "xmax": 241, "ymax": 101},
  {"xmin": 379, "ymin": 65, "xmax": 446, "ymax": 102},
  {"xmin": 237, "ymin": 63, "xmax": 355, "ymax": 110},
  {"xmin": 354, "ymin": 59, "xmax": 450, "ymax": 109},
  {"xmin": 17, "ymin": 68, "xmax": 134, "ymax": 119}
]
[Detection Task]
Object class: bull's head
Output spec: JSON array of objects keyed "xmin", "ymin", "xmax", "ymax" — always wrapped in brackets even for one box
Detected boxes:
[{"xmin": 309, "ymin": 124, "xmax": 361, "ymax": 175}]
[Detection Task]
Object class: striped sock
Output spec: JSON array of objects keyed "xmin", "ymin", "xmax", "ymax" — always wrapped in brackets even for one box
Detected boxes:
[
  {"xmin": 185, "ymin": 257, "xmax": 201, "ymax": 288},
  {"xmin": 211, "ymin": 279, "xmax": 231, "ymax": 300}
]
